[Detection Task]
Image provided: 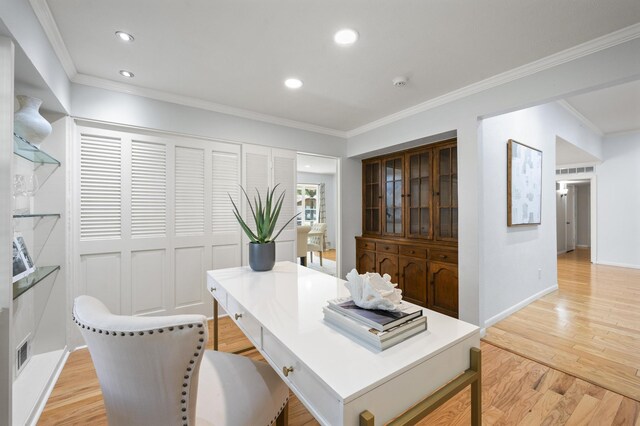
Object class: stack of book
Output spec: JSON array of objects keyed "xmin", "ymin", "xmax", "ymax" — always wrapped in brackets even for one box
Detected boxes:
[{"xmin": 323, "ymin": 297, "xmax": 427, "ymax": 350}]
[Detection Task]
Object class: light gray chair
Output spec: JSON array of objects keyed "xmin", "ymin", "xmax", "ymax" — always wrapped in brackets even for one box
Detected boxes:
[
  {"xmin": 296, "ymin": 225, "xmax": 311, "ymax": 266},
  {"xmin": 73, "ymin": 295, "xmax": 289, "ymax": 426},
  {"xmin": 307, "ymin": 223, "xmax": 327, "ymax": 266}
]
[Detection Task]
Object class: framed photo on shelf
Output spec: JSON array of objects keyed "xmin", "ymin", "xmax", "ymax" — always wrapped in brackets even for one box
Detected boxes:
[
  {"xmin": 12, "ymin": 233, "xmax": 35, "ymax": 283},
  {"xmin": 507, "ymin": 139, "xmax": 542, "ymax": 226}
]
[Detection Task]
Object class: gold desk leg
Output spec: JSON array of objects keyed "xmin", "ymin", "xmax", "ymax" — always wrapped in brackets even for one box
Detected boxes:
[
  {"xmin": 471, "ymin": 347, "xmax": 482, "ymax": 426},
  {"xmin": 364, "ymin": 347, "xmax": 482, "ymax": 426},
  {"xmin": 213, "ymin": 298, "xmax": 219, "ymax": 351},
  {"xmin": 359, "ymin": 410, "xmax": 375, "ymax": 426}
]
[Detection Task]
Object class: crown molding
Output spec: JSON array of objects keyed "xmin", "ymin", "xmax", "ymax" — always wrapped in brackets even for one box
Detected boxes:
[
  {"xmin": 72, "ymin": 74, "xmax": 347, "ymax": 138},
  {"xmin": 30, "ymin": 0, "xmax": 640, "ymax": 141},
  {"xmin": 346, "ymin": 23, "xmax": 640, "ymax": 138},
  {"xmin": 603, "ymin": 128, "xmax": 640, "ymax": 138},
  {"xmin": 556, "ymin": 100, "xmax": 604, "ymax": 137},
  {"xmin": 29, "ymin": 0, "xmax": 77, "ymax": 79}
]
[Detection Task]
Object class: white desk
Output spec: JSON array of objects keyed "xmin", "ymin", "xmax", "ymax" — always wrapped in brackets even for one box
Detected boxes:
[{"xmin": 206, "ymin": 261, "xmax": 481, "ymax": 425}]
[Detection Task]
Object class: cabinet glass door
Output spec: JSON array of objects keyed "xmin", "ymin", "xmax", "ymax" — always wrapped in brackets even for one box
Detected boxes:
[
  {"xmin": 406, "ymin": 150, "xmax": 432, "ymax": 239},
  {"xmin": 436, "ymin": 145, "xmax": 458, "ymax": 241},
  {"xmin": 383, "ymin": 156, "xmax": 403, "ymax": 235},
  {"xmin": 363, "ymin": 161, "xmax": 381, "ymax": 234}
]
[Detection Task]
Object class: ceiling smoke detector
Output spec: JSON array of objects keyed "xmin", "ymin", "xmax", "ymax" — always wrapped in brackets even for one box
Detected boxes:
[{"xmin": 392, "ymin": 76, "xmax": 408, "ymax": 87}]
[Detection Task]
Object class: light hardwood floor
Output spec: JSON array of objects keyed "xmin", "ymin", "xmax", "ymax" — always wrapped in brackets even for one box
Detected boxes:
[{"xmin": 484, "ymin": 248, "xmax": 640, "ymax": 402}]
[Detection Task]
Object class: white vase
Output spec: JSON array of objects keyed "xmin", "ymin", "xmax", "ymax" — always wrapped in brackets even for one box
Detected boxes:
[{"xmin": 14, "ymin": 95, "xmax": 52, "ymax": 147}]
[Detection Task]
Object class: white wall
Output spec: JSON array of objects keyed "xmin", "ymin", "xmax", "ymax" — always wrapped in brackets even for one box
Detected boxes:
[
  {"xmin": 576, "ymin": 184, "xmax": 590, "ymax": 248},
  {"xmin": 0, "ymin": 35, "xmax": 15, "ymax": 426},
  {"xmin": 71, "ymin": 84, "xmax": 347, "ymax": 158},
  {"xmin": 480, "ymin": 104, "xmax": 563, "ymax": 327},
  {"xmin": 297, "ymin": 172, "xmax": 336, "ymax": 249},
  {"xmin": 597, "ymin": 131, "xmax": 640, "ymax": 268},
  {"xmin": 346, "ymin": 39, "xmax": 638, "ymax": 326}
]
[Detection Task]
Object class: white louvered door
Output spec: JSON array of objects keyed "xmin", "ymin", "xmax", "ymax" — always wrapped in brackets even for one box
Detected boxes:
[
  {"xmin": 74, "ymin": 125, "xmax": 241, "ymax": 317},
  {"xmin": 242, "ymin": 145, "xmax": 297, "ymax": 264}
]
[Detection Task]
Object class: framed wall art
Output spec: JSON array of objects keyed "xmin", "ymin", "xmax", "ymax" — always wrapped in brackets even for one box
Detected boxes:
[{"xmin": 507, "ymin": 139, "xmax": 542, "ymax": 226}]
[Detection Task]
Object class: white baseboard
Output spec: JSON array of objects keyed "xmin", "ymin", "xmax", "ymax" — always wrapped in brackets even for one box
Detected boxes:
[
  {"xmin": 576, "ymin": 244, "xmax": 590, "ymax": 249},
  {"xmin": 596, "ymin": 260, "xmax": 640, "ymax": 270},
  {"xmin": 27, "ymin": 347, "xmax": 69, "ymax": 426},
  {"xmin": 557, "ymin": 250, "xmax": 566, "ymax": 255},
  {"xmin": 484, "ymin": 284, "xmax": 558, "ymax": 329}
]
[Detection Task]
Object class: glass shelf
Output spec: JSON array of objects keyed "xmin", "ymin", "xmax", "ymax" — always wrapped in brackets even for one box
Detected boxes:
[
  {"xmin": 12, "ymin": 213, "xmax": 60, "ymax": 219},
  {"xmin": 13, "ymin": 265, "xmax": 60, "ymax": 300},
  {"xmin": 13, "ymin": 133, "xmax": 60, "ymax": 166}
]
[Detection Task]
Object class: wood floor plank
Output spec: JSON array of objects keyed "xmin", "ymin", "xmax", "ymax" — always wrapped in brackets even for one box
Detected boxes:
[
  {"xmin": 484, "ymin": 248, "xmax": 640, "ymax": 402},
  {"xmin": 565, "ymin": 394, "xmax": 600, "ymax": 426}
]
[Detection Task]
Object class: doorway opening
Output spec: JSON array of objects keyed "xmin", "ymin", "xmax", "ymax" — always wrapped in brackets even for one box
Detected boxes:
[
  {"xmin": 556, "ymin": 179, "xmax": 592, "ymax": 258},
  {"xmin": 296, "ymin": 153, "xmax": 339, "ymax": 277}
]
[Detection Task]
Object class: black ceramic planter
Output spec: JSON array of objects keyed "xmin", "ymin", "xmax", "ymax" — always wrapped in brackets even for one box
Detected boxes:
[{"xmin": 249, "ymin": 242, "xmax": 276, "ymax": 271}]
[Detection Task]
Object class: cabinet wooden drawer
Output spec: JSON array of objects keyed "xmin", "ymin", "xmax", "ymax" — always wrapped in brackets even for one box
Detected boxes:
[
  {"xmin": 430, "ymin": 249, "xmax": 458, "ymax": 264},
  {"xmin": 399, "ymin": 246, "xmax": 428, "ymax": 259},
  {"xmin": 226, "ymin": 295, "xmax": 262, "ymax": 347},
  {"xmin": 377, "ymin": 243, "xmax": 399, "ymax": 254},
  {"xmin": 262, "ymin": 329, "xmax": 341, "ymax": 425},
  {"xmin": 357, "ymin": 240, "xmax": 376, "ymax": 251}
]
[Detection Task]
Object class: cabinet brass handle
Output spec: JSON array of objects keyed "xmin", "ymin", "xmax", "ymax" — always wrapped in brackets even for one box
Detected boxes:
[
  {"xmin": 283, "ymin": 366, "xmax": 294, "ymax": 377},
  {"xmin": 440, "ymin": 254, "xmax": 447, "ymax": 259},
  {"xmin": 234, "ymin": 313, "xmax": 243, "ymax": 320}
]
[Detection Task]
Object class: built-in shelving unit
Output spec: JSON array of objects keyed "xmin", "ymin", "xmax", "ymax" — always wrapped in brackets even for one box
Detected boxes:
[
  {"xmin": 10, "ymin": 121, "xmax": 68, "ymax": 426},
  {"xmin": 13, "ymin": 133, "xmax": 60, "ymax": 166},
  {"xmin": 13, "ymin": 265, "xmax": 61, "ymax": 300},
  {"xmin": 12, "ymin": 213, "xmax": 60, "ymax": 219}
]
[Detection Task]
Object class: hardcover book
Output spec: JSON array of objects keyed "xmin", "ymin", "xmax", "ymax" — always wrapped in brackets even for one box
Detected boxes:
[{"xmin": 327, "ymin": 297, "xmax": 422, "ymax": 331}]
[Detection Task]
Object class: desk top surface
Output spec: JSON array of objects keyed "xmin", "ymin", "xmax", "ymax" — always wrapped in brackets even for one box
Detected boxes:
[{"xmin": 207, "ymin": 261, "xmax": 479, "ymax": 401}]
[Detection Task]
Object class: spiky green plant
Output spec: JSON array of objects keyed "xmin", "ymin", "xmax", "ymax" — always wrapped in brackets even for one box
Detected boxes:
[{"xmin": 229, "ymin": 184, "xmax": 300, "ymax": 244}]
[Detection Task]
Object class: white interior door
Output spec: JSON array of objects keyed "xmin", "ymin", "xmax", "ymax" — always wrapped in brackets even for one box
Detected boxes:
[
  {"xmin": 566, "ymin": 185, "xmax": 577, "ymax": 252},
  {"xmin": 74, "ymin": 125, "xmax": 241, "ymax": 317},
  {"xmin": 242, "ymin": 145, "xmax": 296, "ymax": 264}
]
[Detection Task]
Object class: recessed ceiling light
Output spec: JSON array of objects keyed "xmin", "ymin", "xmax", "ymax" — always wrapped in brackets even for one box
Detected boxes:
[
  {"xmin": 119, "ymin": 70, "xmax": 135, "ymax": 78},
  {"xmin": 305, "ymin": 164, "xmax": 311, "ymax": 168},
  {"xmin": 115, "ymin": 31, "xmax": 134, "ymax": 42},
  {"xmin": 284, "ymin": 78, "xmax": 303, "ymax": 89},
  {"xmin": 334, "ymin": 29, "xmax": 359, "ymax": 45}
]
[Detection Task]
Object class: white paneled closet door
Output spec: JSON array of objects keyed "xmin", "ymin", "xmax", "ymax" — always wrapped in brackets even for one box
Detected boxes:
[
  {"xmin": 74, "ymin": 124, "xmax": 241, "ymax": 318},
  {"xmin": 242, "ymin": 145, "xmax": 297, "ymax": 264}
]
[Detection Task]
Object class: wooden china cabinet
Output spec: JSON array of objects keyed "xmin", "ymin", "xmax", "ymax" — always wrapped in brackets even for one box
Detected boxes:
[{"xmin": 356, "ymin": 138, "xmax": 459, "ymax": 318}]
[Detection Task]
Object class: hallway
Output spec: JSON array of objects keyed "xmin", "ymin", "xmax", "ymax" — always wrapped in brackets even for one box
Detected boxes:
[{"xmin": 484, "ymin": 248, "xmax": 640, "ymax": 401}]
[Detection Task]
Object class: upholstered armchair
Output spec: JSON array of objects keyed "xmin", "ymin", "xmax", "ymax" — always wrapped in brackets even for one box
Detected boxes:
[
  {"xmin": 73, "ymin": 295, "xmax": 289, "ymax": 426},
  {"xmin": 307, "ymin": 223, "xmax": 327, "ymax": 266},
  {"xmin": 296, "ymin": 225, "xmax": 311, "ymax": 266}
]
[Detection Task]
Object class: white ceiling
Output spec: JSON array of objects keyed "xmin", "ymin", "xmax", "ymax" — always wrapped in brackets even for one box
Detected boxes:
[
  {"xmin": 556, "ymin": 136, "xmax": 600, "ymax": 166},
  {"xmin": 564, "ymin": 79, "xmax": 640, "ymax": 135},
  {"xmin": 297, "ymin": 154, "xmax": 337, "ymax": 175},
  {"xmin": 42, "ymin": 0, "xmax": 640, "ymax": 132}
]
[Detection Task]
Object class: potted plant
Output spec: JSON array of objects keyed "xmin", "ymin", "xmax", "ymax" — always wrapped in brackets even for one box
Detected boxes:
[{"xmin": 230, "ymin": 185, "xmax": 299, "ymax": 271}]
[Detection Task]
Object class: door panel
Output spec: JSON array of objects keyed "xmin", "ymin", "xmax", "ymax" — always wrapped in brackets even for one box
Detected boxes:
[
  {"xmin": 377, "ymin": 254, "xmax": 399, "ymax": 284},
  {"xmin": 131, "ymin": 249, "xmax": 166, "ymax": 315},
  {"xmin": 356, "ymin": 250, "xmax": 376, "ymax": 274},
  {"xmin": 76, "ymin": 125, "xmax": 241, "ymax": 318},
  {"xmin": 428, "ymin": 261, "xmax": 458, "ymax": 318},
  {"xmin": 566, "ymin": 185, "xmax": 576, "ymax": 251},
  {"xmin": 399, "ymin": 257, "xmax": 427, "ymax": 307}
]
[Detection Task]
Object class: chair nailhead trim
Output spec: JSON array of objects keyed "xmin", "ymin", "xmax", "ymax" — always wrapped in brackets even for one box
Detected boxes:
[{"xmin": 73, "ymin": 306, "xmax": 208, "ymax": 426}]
